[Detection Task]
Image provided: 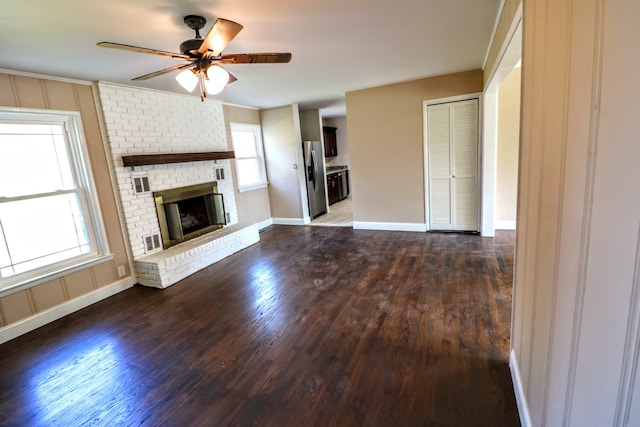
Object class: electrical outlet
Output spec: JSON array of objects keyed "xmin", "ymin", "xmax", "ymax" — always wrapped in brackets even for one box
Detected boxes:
[{"xmin": 117, "ymin": 265, "xmax": 126, "ymax": 277}]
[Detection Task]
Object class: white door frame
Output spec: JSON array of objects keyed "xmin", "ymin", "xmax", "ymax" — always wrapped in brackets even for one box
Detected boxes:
[
  {"xmin": 483, "ymin": 14, "xmax": 522, "ymax": 237},
  {"xmin": 423, "ymin": 93, "xmax": 483, "ymax": 232}
]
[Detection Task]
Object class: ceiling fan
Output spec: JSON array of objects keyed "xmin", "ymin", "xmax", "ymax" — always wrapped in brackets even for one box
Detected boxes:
[{"xmin": 97, "ymin": 15, "xmax": 292, "ymax": 101}]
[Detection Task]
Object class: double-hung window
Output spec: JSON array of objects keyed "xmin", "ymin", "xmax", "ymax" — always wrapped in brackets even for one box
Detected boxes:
[
  {"xmin": 230, "ymin": 123, "xmax": 268, "ymax": 192},
  {"xmin": 0, "ymin": 108, "xmax": 109, "ymax": 293}
]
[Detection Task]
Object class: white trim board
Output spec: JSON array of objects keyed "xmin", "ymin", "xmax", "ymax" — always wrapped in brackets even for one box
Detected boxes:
[
  {"xmin": 352, "ymin": 222, "xmax": 427, "ymax": 232},
  {"xmin": 0, "ymin": 67, "xmax": 92, "ymax": 86},
  {"xmin": 257, "ymin": 218, "xmax": 274, "ymax": 230},
  {"xmin": 271, "ymin": 218, "xmax": 307, "ymax": 226},
  {"xmin": 482, "ymin": 0, "xmax": 507, "ymax": 70},
  {"xmin": 495, "ymin": 220, "xmax": 517, "ymax": 230},
  {"xmin": 0, "ymin": 277, "xmax": 135, "ymax": 345},
  {"xmin": 510, "ymin": 350, "xmax": 533, "ymax": 427}
]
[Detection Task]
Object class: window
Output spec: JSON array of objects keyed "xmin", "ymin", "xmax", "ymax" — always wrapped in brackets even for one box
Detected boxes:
[
  {"xmin": 230, "ymin": 123, "xmax": 267, "ymax": 191},
  {"xmin": 0, "ymin": 108, "xmax": 109, "ymax": 293}
]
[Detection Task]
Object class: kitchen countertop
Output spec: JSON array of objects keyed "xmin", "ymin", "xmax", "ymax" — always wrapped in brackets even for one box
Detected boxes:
[{"xmin": 326, "ymin": 165, "xmax": 348, "ymax": 175}]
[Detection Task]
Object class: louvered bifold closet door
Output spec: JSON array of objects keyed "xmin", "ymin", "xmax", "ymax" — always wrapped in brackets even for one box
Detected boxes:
[
  {"xmin": 451, "ymin": 100, "xmax": 478, "ymax": 231},
  {"xmin": 427, "ymin": 99, "xmax": 479, "ymax": 231},
  {"xmin": 428, "ymin": 104, "xmax": 453, "ymax": 230}
]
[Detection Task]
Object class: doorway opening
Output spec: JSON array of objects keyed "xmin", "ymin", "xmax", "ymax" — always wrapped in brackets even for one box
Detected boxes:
[{"xmin": 484, "ymin": 19, "xmax": 522, "ymax": 237}]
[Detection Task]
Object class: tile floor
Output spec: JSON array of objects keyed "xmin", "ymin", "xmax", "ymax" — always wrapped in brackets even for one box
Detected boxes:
[{"xmin": 310, "ymin": 196, "xmax": 353, "ymax": 227}]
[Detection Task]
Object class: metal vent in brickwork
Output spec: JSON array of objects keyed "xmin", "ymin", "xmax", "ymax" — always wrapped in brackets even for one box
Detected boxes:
[
  {"xmin": 144, "ymin": 234, "xmax": 162, "ymax": 252},
  {"xmin": 133, "ymin": 176, "xmax": 150, "ymax": 194},
  {"xmin": 215, "ymin": 168, "xmax": 225, "ymax": 180}
]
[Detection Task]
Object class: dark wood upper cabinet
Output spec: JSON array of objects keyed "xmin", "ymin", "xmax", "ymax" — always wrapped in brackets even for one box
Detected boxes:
[{"xmin": 323, "ymin": 126, "xmax": 338, "ymax": 157}]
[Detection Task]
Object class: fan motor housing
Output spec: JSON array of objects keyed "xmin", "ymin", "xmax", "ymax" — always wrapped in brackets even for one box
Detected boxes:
[
  {"xmin": 180, "ymin": 39, "xmax": 204, "ymax": 56},
  {"xmin": 180, "ymin": 15, "xmax": 208, "ymax": 56}
]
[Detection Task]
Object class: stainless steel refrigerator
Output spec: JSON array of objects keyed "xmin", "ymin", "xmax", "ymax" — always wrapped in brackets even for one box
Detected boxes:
[{"xmin": 303, "ymin": 140, "xmax": 327, "ymax": 219}]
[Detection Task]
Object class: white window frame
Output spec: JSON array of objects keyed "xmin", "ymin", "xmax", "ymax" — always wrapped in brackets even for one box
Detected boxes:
[
  {"xmin": 230, "ymin": 123, "xmax": 268, "ymax": 192},
  {"xmin": 0, "ymin": 107, "xmax": 111, "ymax": 296}
]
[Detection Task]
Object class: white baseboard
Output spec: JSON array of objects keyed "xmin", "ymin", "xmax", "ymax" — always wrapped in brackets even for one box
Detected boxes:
[
  {"xmin": 352, "ymin": 221, "xmax": 428, "ymax": 232},
  {"xmin": 271, "ymin": 217, "xmax": 307, "ymax": 226},
  {"xmin": 256, "ymin": 218, "xmax": 273, "ymax": 230},
  {"xmin": 496, "ymin": 220, "xmax": 517, "ymax": 230},
  {"xmin": 0, "ymin": 277, "xmax": 135, "ymax": 345},
  {"xmin": 510, "ymin": 349, "xmax": 533, "ymax": 427}
]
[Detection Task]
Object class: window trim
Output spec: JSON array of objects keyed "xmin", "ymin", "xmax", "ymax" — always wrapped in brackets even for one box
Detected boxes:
[
  {"xmin": 0, "ymin": 107, "xmax": 110, "ymax": 296},
  {"xmin": 229, "ymin": 122, "xmax": 268, "ymax": 192}
]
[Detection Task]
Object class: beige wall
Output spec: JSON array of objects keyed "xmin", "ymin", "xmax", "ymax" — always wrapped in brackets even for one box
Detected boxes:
[
  {"xmin": 495, "ymin": 66, "xmax": 521, "ymax": 227},
  {"xmin": 260, "ymin": 105, "xmax": 306, "ymax": 220},
  {"xmin": 345, "ymin": 69, "xmax": 483, "ymax": 224},
  {"xmin": 299, "ymin": 109, "xmax": 323, "ymax": 142},
  {"xmin": 223, "ymin": 104, "xmax": 272, "ymax": 226},
  {"xmin": 0, "ymin": 73, "xmax": 130, "ymax": 330},
  {"xmin": 511, "ymin": 0, "xmax": 640, "ymax": 425}
]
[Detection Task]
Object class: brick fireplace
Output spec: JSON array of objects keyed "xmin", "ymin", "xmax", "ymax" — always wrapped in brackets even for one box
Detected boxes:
[{"xmin": 97, "ymin": 82, "xmax": 259, "ymax": 288}]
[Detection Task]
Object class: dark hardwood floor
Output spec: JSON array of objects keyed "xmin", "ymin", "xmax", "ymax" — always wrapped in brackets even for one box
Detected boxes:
[{"xmin": 0, "ymin": 226, "xmax": 519, "ymax": 426}]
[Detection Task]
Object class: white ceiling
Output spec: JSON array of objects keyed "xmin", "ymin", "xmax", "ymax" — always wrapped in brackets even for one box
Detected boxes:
[{"xmin": 0, "ymin": 0, "xmax": 501, "ymax": 117}]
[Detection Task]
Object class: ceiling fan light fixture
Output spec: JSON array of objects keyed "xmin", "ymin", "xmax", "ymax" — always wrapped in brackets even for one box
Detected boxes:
[
  {"xmin": 204, "ymin": 65, "xmax": 230, "ymax": 95},
  {"xmin": 98, "ymin": 15, "xmax": 291, "ymax": 102},
  {"xmin": 176, "ymin": 69, "xmax": 198, "ymax": 92}
]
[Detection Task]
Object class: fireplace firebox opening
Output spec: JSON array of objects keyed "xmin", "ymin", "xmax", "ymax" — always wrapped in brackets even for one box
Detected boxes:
[{"xmin": 154, "ymin": 182, "xmax": 226, "ymax": 249}]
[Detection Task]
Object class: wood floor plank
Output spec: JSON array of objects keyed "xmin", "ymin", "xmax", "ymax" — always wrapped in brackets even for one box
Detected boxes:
[{"xmin": 0, "ymin": 226, "xmax": 519, "ymax": 426}]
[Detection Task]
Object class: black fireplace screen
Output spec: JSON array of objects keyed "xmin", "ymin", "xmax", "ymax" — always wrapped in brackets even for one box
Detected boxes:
[{"xmin": 154, "ymin": 182, "xmax": 225, "ymax": 249}]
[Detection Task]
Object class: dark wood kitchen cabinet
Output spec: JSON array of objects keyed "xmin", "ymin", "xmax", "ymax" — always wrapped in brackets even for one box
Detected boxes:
[
  {"xmin": 323, "ymin": 126, "xmax": 337, "ymax": 157},
  {"xmin": 327, "ymin": 173, "xmax": 340, "ymax": 205}
]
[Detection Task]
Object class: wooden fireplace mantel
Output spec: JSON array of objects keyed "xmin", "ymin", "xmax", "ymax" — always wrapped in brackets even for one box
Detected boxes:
[{"xmin": 122, "ymin": 151, "xmax": 235, "ymax": 167}]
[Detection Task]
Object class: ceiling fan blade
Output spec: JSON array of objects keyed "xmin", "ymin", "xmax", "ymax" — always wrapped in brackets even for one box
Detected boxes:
[
  {"xmin": 97, "ymin": 42, "xmax": 191, "ymax": 60},
  {"xmin": 198, "ymin": 18, "xmax": 244, "ymax": 57},
  {"xmin": 132, "ymin": 63, "xmax": 193, "ymax": 81},
  {"xmin": 220, "ymin": 53, "xmax": 292, "ymax": 64}
]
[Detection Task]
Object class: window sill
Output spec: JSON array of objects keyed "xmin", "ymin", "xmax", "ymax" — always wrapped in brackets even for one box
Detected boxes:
[
  {"xmin": 0, "ymin": 254, "xmax": 114, "ymax": 299},
  {"xmin": 238, "ymin": 182, "xmax": 268, "ymax": 193}
]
